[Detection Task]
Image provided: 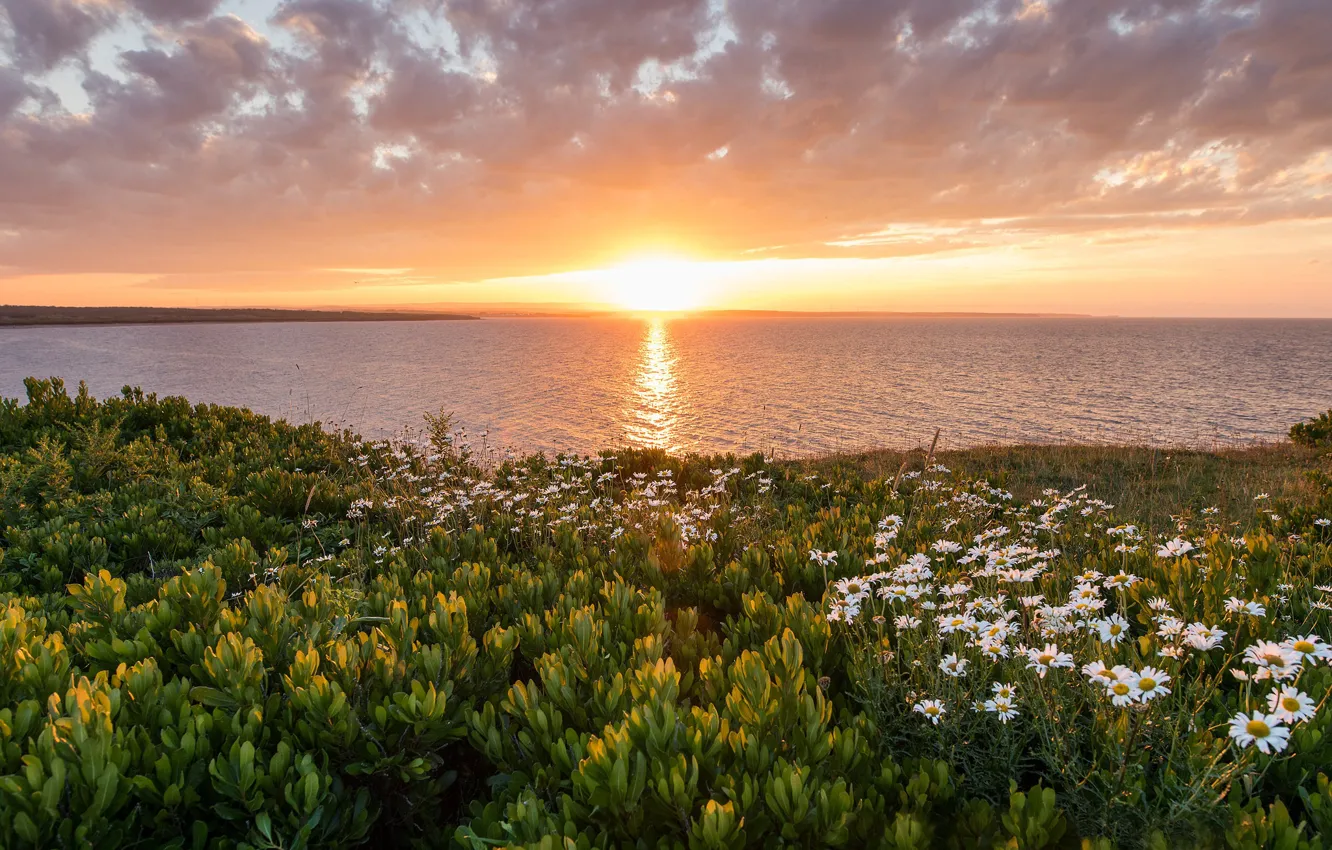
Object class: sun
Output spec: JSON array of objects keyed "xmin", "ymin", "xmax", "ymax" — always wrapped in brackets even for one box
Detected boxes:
[{"xmin": 602, "ymin": 257, "xmax": 709, "ymax": 312}]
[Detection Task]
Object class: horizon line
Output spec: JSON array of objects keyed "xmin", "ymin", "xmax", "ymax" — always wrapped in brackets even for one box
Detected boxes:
[{"xmin": 6, "ymin": 304, "xmax": 1332, "ymax": 324}]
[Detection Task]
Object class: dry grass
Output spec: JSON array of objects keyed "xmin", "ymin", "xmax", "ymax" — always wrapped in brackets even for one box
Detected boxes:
[{"xmin": 797, "ymin": 441, "xmax": 1329, "ymax": 533}]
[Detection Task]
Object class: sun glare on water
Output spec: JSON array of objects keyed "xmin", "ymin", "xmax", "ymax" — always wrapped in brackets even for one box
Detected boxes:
[{"xmin": 603, "ymin": 257, "xmax": 709, "ymax": 312}]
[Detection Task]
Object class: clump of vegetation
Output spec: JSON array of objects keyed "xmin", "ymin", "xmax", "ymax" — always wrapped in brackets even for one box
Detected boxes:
[
  {"xmin": 2, "ymin": 377, "xmax": 1332, "ymax": 849},
  {"xmin": 1293, "ymin": 410, "xmax": 1332, "ymax": 448}
]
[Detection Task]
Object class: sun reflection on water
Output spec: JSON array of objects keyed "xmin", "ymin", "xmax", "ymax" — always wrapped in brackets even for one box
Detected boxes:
[{"xmin": 625, "ymin": 319, "xmax": 681, "ymax": 451}]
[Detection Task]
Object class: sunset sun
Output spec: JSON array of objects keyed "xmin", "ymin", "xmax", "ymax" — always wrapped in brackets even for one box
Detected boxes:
[{"xmin": 604, "ymin": 257, "xmax": 709, "ymax": 312}]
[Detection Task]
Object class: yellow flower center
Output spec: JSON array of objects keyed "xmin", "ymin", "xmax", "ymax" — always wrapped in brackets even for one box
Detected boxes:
[
  {"xmin": 1039, "ymin": 653, "xmax": 1054, "ymax": 664},
  {"xmin": 1262, "ymin": 653, "xmax": 1285, "ymax": 666},
  {"xmin": 1139, "ymin": 678, "xmax": 1157, "ymax": 691},
  {"xmin": 1293, "ymin": 641, "xmax": 1314, "ymax": 654},
  {"xmin": 1282, "ymin": 697, "xmax": 1301, "ymax": 712},
  {"xmin": 1109, "ymin": 625, "xmax": 1122, "ymax": 635},
  {"xmin": 1112, "ymin": 683, "xmax": 1130, "ymax": 696},
  {"xmin": 1246, "ymin": 720, "xmax": 1271, "ymax": 738}
]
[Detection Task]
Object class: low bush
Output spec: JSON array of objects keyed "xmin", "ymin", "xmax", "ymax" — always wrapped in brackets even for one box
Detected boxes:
[
  {"xmin": 1292, "ymin": 410, "xmax": 1332, "ymax": 448},
  {"xmin": 2, "ymin": 377, "xmax": 1331, "ymax": 849}
]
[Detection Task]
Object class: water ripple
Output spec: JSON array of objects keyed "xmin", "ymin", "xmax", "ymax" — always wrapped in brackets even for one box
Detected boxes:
[{"xmin": 2, "ymin": 317, "xmax": 1330, "ymax": 456}]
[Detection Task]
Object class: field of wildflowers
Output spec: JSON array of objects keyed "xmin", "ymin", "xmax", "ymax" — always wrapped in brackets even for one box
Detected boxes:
[{"xmin": 2, "ymin": 377, "xmax": 1332, "ymax": 849}]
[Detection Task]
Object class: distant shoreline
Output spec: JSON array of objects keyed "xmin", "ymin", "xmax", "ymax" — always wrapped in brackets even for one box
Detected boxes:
[
  {"xmin": 6, "ymin": 305, "xmax": 1325, "ymax": 327},
  {"xmin": 2, "ymin": 305, "xmax": 1095, "ymax": 327},
  {"xmin": 0, "ymin": 306, "xmax": 481, "ymax": 328}
]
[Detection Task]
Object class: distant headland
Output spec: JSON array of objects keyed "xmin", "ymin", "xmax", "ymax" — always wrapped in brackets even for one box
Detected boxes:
[
  {"xmin": 0, "ymin": 305, "xmax": 1100, "ymax": 328},
  {"xmin": 0, "ymin": 305, "xmax": 481, "ymax": 327}
]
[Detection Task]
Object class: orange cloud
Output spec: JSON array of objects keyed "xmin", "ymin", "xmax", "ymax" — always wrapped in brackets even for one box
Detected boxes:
[{"xmin": 0, "ymin": 0, "xmax": 1330, "ymax": 312}]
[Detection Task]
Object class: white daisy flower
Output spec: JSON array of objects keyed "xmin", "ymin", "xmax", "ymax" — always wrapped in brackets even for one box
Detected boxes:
[
  {"xmin": 1228, "ymin": 711, "xmax": 1290, "ymax": 754},
  {"xmin": 1286, "ymin": 634, "xmax": 1332, "ymax": 664},
  {"xmin": 1267, "ymin": 687, "xmax": 1316, "ymax": 724},
  {"xmin": 939, "ymin": 654, "xmax": 969, "ymax": 678},
  {"xmin": 1096, "ymin": 614, "xmax": 1130, "ymax": 646},
  {"xmin": 914, "ymin": 699, "xmax": 946, "ymax": 725},
  {"xmin": 1131, "ymin": 667, "xmax": 1171, "ymax": 703},
  {"xmin": 1025, "ymin": 643, "xmax": 1074, "ymax": 678},
  {"xmin": 1156, "ymin": 538, "xmax": 1195, "ymax": 558},
  {"xmin": 984, "ymin": 697, "xmax": 1020, "ymax": 723}
]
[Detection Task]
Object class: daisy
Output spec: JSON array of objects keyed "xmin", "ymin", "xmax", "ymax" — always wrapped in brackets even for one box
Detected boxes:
[
  {"xmin": 984, "ymin": 697, "xmax": 1020, "ymax": 723},
  {"xmin": 1106, "ymin": 679, "xmax": 1140, "ymax": 707},
  {"xmin": 1082, "ymin": 661, "xmax": 1114, "ymax": 685},
  {"xmin": 1070, "ymin": 583, "xmax": 1101, "ymax": 603},
  {"xmin": 1156, "ymin": 538, "xmax": 1195, "ymax": 558},
  {"xmin": 937, "ymin": 613, "xmax": 974, "ymax": 635},
  {"xmin": 828, "ymin": 598, "xmax": 860, "ymax": 624},
  {"xmin": 1096, "ymin": 614, "xmax": 1130, "ymax": 646},
  {"xmin": 1025, "ymin": 643, "xmax": 1074, "ymax": 678},
  {"xmin": 1228, "ymin": 711, "xmax": 1290, "ymax": 754},
  {"xmin": 1155, "ymin": 616, "xmax": 1184, "ymax": 638},
  {"xmin": 1132, "ymin": 667, "xmax": 1171, "ymax": 703},
  {"xmin": 834, "ymin": 576, "xmax": 870, "ymax": 601},
  {"xmin": 1285, "ymin": 634, "xmax": 1332, "ymax": 664},
  {"xmin": 977, "ymin": 639, "xmax": 1010, "ymax": 661},
  {"xmin": 1183, "ymin": 624, "xmax": 1226, "ymax": 651},
  {"xmin": 939, "ymin": 654, "xmax": 969, "ymax": 677},
  {"xmin": 914, "ymin": 700, "xmax": 947, "ymax": 725},
  {"xmin": 1244, "ymin": 641, "xmax": 1303, "ymax": 679},
  {"xmin": 1103, "ymin": 572, "xmax": 1140, "ymax": 590},
  {"xmin": 991, "ymin": 682, "xmax": 1018, "ymax": 700},
  {"xmin": 1268, "ymin": 687, "xmax": 1317, "ymax": 724},
  {"xmin": 881, "ymin": 585, "xmax": 911, "ymax": 602},
  {"xmin": 810, "ymin": 549, "xmax": 838, "ymax": 567}
]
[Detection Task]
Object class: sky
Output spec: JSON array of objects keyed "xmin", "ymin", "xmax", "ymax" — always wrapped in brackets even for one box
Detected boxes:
[{"xmin": 0, "ymin": 0, "xmax": 1330, "ymax": 315}]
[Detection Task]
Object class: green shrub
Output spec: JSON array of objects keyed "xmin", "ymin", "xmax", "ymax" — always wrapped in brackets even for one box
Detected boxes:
[
  {"xmin": 1292, "ymin": 410, "xmax": 1332, "ymax": 447},
  {"xmin": 2, "ymin": 378, "xmax": 1331, "ymax": 848}
]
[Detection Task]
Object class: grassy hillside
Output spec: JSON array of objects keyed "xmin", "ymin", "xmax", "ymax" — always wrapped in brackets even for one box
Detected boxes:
[
  {"xmin": 810, "ymin": 443, "xmax": 1322, "ymax": 529},
  {"xmin": 3, "ymin": 377, "xmax": 1332, "ymax": 849}
]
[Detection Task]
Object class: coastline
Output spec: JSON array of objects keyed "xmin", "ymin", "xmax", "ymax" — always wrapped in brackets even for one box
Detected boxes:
[{"xmin": 0, "ymin": 305, "xmax": 481, "ymax": 327}]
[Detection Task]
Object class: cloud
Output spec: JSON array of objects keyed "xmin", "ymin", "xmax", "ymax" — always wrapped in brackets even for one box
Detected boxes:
[
  {"xmin": 0, "ymin": 64, "xmax": 31, "ymax": 116},
  {"xmin": 0, "ymin": 0, "xmax": 119, "ymax": 70},
  {"xmin": 0, "ymin": 0, "xmax": 1329, "ymax": 285}
]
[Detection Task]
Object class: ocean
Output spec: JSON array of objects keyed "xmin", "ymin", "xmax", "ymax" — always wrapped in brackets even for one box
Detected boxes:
[{"xmin": 3, "ymin": 317, "xmax": 1329, "ymax": 456}]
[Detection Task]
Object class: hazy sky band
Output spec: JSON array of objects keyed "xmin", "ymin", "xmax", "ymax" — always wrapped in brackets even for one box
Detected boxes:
[{"xmin": 1, "ymin": 0, "xmax": 1329, "ymax": 314}]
